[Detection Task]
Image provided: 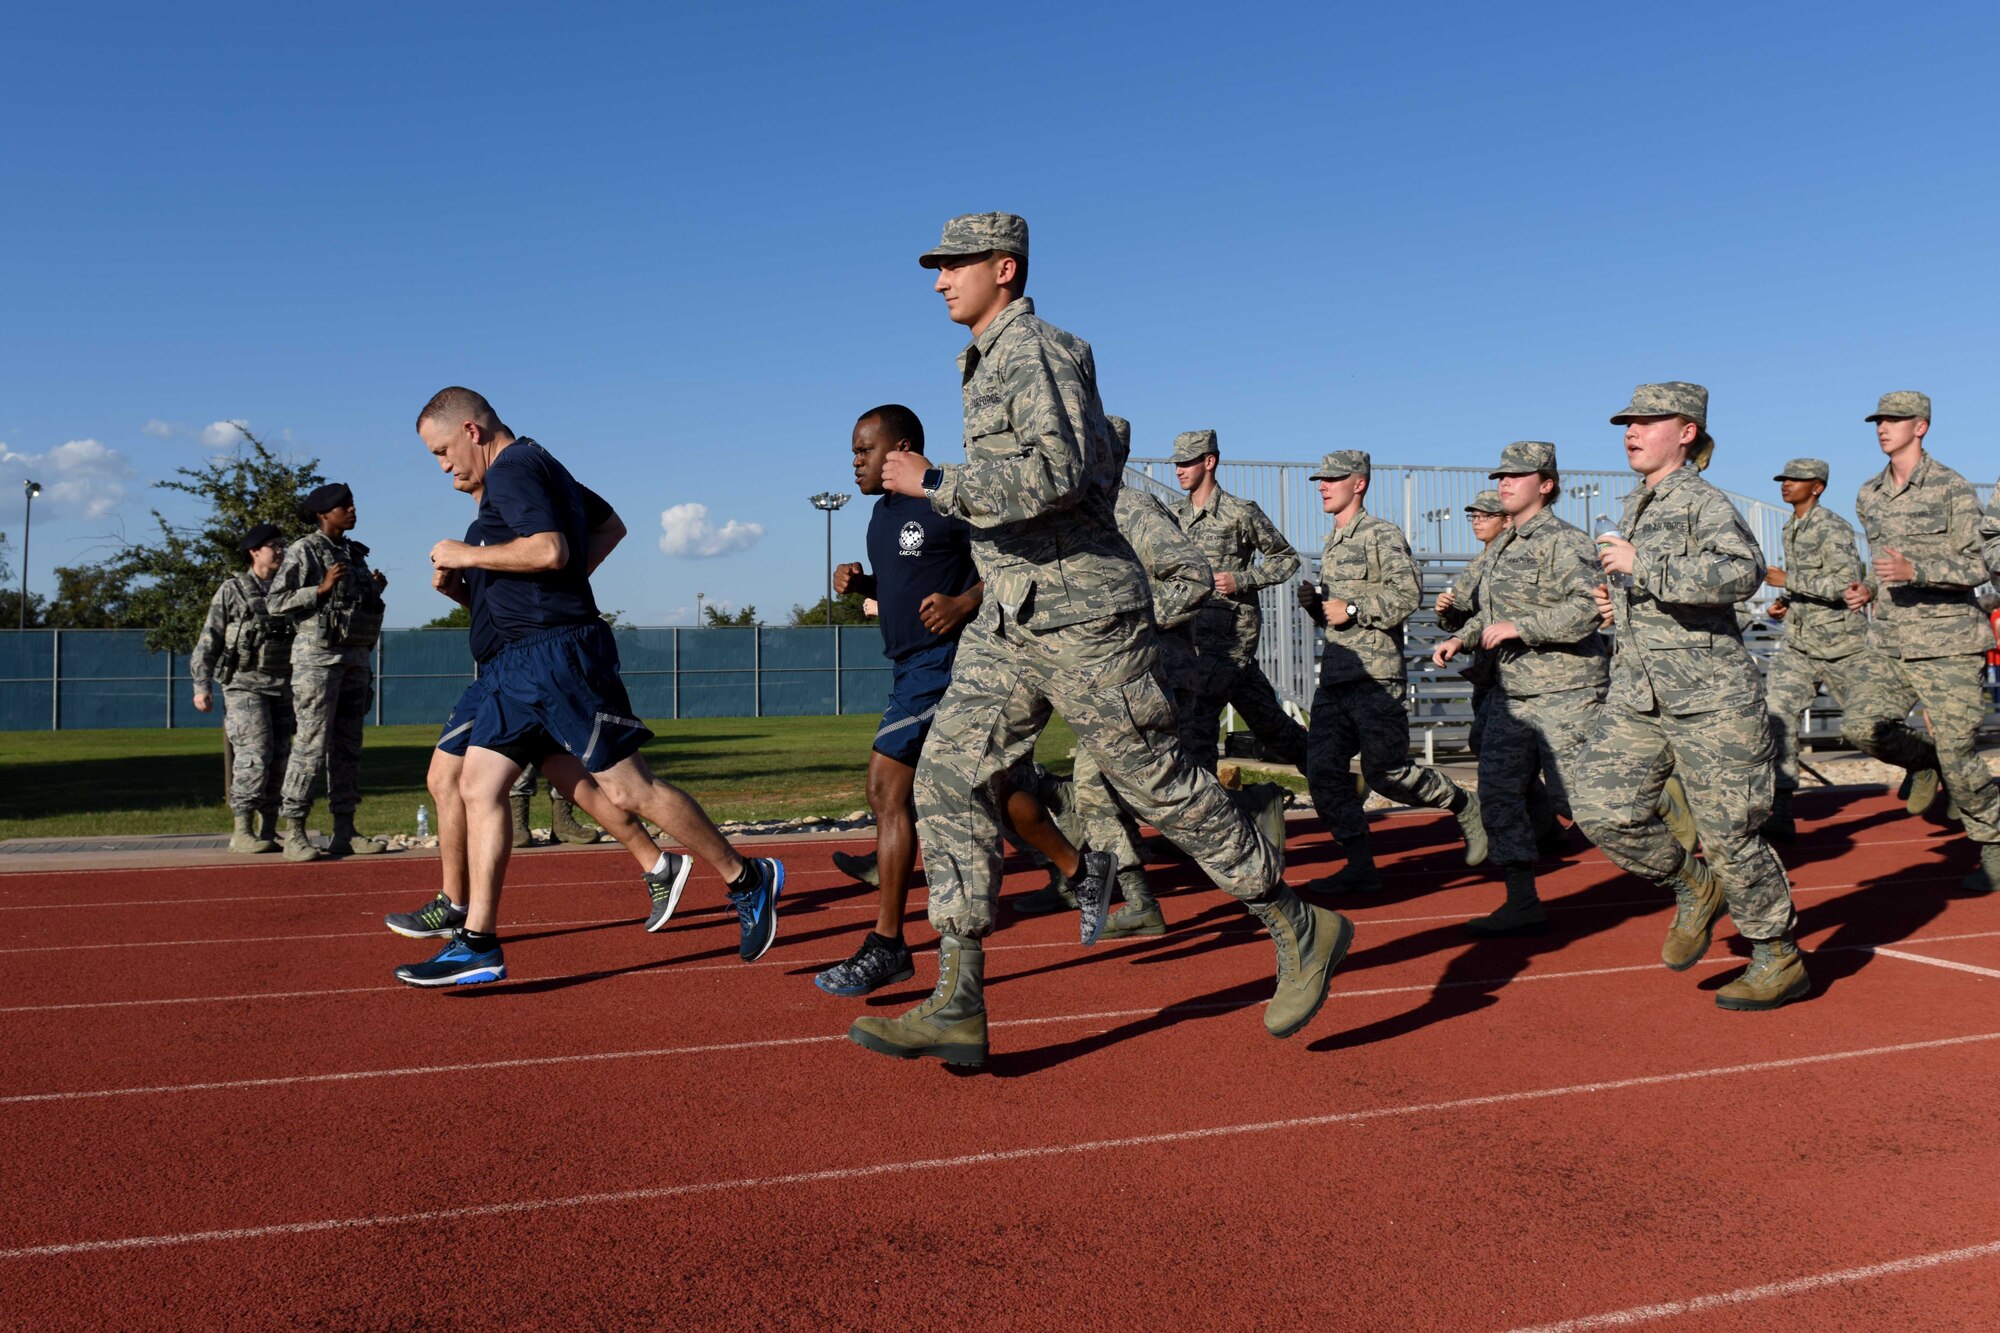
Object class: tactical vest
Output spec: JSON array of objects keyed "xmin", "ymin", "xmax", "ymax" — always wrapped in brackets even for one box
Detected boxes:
[
  {"xmin": 303, "ymin": 531, "xmax": 386, "ymax": 650},
  {"xmin": 218, "ymin": 572, "xmax": 295, "ymax": 683}
]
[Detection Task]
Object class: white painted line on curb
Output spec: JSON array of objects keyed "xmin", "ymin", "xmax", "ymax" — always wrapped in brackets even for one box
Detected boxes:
[
  {"xmin": 5, "ymin": 1028, "xmax": 1999, "ymax": 1260},
  {"xmin": 1504, "ymin": 1237, "xmax": 2000, "ymax": 1331}
]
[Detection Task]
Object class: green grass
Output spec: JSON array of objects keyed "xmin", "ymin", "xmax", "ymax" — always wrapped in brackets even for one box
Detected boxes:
[{"xmin": 0, "ymin": 715, "xmax": 1086, "ymax": 840}]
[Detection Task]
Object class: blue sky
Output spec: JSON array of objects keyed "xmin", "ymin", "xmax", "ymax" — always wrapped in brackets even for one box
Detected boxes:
[{"xmin": 3, "ymin": 1, "xmax": 1994, "ymax": 626}]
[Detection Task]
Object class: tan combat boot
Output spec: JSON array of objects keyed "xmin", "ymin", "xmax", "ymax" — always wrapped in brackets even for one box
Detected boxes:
[
  {"xmin": 1231, "ymin": 782, "xmax": 1290, "ymax": 868},
  {"xmin": 279, "ymin": 815, "xmax": 320, "ymax": 863},
  {"xmin": 1452, "ymin": 789, "xmax": 1489, "ymax": 867},
  {"xmin": 1100, "ymin": 866, "xmax": 1166, "ymax": 939},
  {"xmin": 1657, "ymin": 774, "xmax": 1699, "ymax": 856},
  {"xmin": 1661, "ymin": 852, "xmax": 1724, "ymax": 971},
  {"xmin": 832, "ymin": 849, "xmax": 880, "ymax": 887},
  {"xmin": 257, "ymin": 808, "xmax": 279, "ymax": 844},
  {"xmin": 1964, "ymin": 843, "xmax": 2000, "ymax": 894},
  {"xmin": 848, "ymin": 935, "xmax": 987, "ymax": 1066},
  {"xmin": 1903, "ymin": 766, "xmax": 1941, "ymax": 816},
  {"xmin": 228, "ymin": 810, "xmax": 276, "ymax": 855},
  {"xmin": 1305, "ymin": 834, "xmax": 1383, "ymax": 895},
  {"xmin": 509, "ymin": 794, "xmax": 534, "ymax": 848},
  {"xmin": 1715, "ymin": 937, "xmax": 1810, "ymax": 1011},
  {"xmin": 1466, "ymin": 864, "xmax": 1546, "ymax": 937},
  {"xmin": 330, "ymin": 813, "xmax": 385, "ymax": 855},
  {"xmin": 550, "ymin": 794, "xmax": 603, "ymax": 844},
  {"xmin": 1249, "ymin": 886, "xmax": 1354, "ymax": 1038}
]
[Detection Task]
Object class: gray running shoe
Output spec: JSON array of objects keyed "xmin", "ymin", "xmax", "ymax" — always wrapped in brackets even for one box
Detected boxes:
[
  {"xmin": 385, "ymin": 892, "xmax": 468, "ymax": 940},
  {"xmin": 814, "ymin": 933, "xmax": 916, "ymax": 996},
  {"xmin": 644, "ymin": 853, "xmax": 693, "ymax": 932}
]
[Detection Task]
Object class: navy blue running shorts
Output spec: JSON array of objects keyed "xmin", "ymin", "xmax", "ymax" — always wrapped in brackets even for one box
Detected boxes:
[
  {"xmin": 873, "ymin": 638, "xmax": 957, "ymax": 766},
  {"xmin": 436, "ymin": 621, "xmax": 653, "ymax": 772}
]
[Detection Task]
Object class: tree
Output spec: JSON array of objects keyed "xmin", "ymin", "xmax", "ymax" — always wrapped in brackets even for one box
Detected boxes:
[
  {"xmin": 787, "ymin": 591, "xmax": 871, "ymax": 627},
  {"xmin": 0, "ymin": 534, "xmax": 47, "ymax": 628},
  {"xmin": 115, "ymin": 425, "xmax": 325, "ymax": 653},
  {"xmin": 423, "ymin": 606, "xmax": 472, "ymax": 629},
  {"xmin": 702, "ymin": 603, "xmax": 758, "ymax": 627},
  {"xmin": 44, "ymin": 562, "xmax": 140, "ymax": 628}
]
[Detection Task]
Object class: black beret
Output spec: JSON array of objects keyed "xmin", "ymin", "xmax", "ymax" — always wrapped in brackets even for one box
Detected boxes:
[
  {"xmin": 300, "ymin": 482, "xmax": 353, "ymax": 516},
  {"xmin": 238, "ymin": 522, "xmax": 284, "ymax": 554}
]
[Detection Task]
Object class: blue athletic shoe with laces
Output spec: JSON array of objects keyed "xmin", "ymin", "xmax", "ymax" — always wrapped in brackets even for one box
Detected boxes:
[
  {"xmin": 730, "ymin": 857, "xmax": 785, "ymax": 961},
  {"xmin": 395, "ymin": 929, "xmax": 507, "ymax": 987}
]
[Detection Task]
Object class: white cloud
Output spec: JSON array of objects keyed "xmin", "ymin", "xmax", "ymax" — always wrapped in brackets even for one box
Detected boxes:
[
  {"xmin": 0, "ymin": 438, "xmax": 135, "ymax": 520},
  {"xmin": 201, "ymin": 419, "xmax": 250, "ymax": 447},
  {"xmin": 657, "ymin": 503, "xmax": 764, "ymax": 559},
  {"xmin": 142, "ymin": 418, "xmax": 180, "ymax": 439}
]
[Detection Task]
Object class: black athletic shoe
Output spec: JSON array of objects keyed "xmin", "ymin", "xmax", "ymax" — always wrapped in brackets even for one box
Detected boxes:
[
  {"xmin": 384, "ymin": 892, "xmax": 468, "ymax": 940},
  {"xmin": 394, "ymin": 929, "xmax": 506, "ymax": 987},
  {"xmin": 644, "ymin": 853, "xmax": 693, "ymax": 932},
  {"xmin": 814, "ymin": 933, "xmax": 916, "ymax": 997},
  {"xmin": 1074, "ymin": 850, "xmax": 1118, "ymax": 947}
]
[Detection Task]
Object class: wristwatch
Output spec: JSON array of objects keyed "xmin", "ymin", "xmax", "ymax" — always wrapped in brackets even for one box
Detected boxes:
[
  {"xmin": 921, "ymin": 467, "xmax": 943, "ymax": 501},
  {"xmin": 1338, "ymin": 601, "xmax": 1359, "ymax": 629}
]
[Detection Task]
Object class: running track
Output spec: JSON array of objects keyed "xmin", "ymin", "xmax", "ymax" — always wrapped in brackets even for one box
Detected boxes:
[{"xmin": 5, "ymin": 789, "xmax": 1999, "ymax": 1329}]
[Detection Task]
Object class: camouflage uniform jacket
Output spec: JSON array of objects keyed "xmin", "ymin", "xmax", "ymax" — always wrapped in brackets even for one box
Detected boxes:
[
  {"xmin": 1118, "ymin": 487, "xmax": 1212, "ymax": 634},
  {"xmin": 1776, "ymin": 502, "xmax": 1870, "ymax": 660},
  {"xmin": 1982, "ymin": 477, "xmax": 2000, "ymax": 584},
  {"xmin": 267, "ymin": 530, "xmax": 381, "ymax": 668},
  {"xmin": 1167, "ymin": 487, "xmax": 1299, "ymax": 658},
  {"xmin": 189, "ymin": 571, "xmax": 293, "ymax": 693},
  {"xmin": 1856, "ymin": 450, "xmax": 1991, "ymax": 660},
  {"xmin": 1436, "ymin": 545, "xmax": 1495, "ymax": 686},
  {"xmin": 1453, "ymin": 509, "xmax": 1609, "ymax": 698},
  {"xmin": 1607, "ymin": 463, "xmax": 1765, "ymax": 715},
  {"xmin": 1315, "ymin": 509, "xmax": 1420, "ymax": 686},
  {"xmin": 928, "ymin": 297, "xmax": 1146, "ymax": 631}
]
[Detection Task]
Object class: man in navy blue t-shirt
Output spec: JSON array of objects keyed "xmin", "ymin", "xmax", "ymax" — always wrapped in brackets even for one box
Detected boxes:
[
  {"xmin": 814, "ymin": 404, "xmax": 981, "ymax": 997},
  {"xmin": 394, "ymin": 386, "xmax": 784, "ymax": 987}
]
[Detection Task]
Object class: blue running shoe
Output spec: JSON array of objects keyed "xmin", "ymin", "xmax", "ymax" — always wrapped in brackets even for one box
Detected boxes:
[
  {"xmin": 644, "ymin": 853, "xmax": 693, "ymax": 932},
  {"xmin": 730, "ymin": 857, "xmax": 785, "ymax": 961},
  {"xmin": 395, "ymin": 929, "xmax": 507, "ymax": 987}
]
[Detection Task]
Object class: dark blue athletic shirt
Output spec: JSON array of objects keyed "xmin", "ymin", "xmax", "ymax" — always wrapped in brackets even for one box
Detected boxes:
[
  {"xmin": 463, "ymin": 438, "xmax": 608, "ymax": 662},
  {"xmin": 866, "ymin": 492, "xmax": 978, "ymax": 662}
]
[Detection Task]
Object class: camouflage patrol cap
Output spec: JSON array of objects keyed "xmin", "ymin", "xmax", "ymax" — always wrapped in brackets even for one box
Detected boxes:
[
  {"xmin": 918, "ymin": 213, "xmax": 1029, "ymax": 268},
  {"xmin": 1171, "ymin": 430, "xmax": 1219, "ymax": 463},
  {"xmin": 1308, "ymin": 449, "xmax": 1371, "ymax": 481},
  {"xmin": 1610, "ymin": 382, "xmax": 1715, "ymax": 472},
  {"xmin": 1106, "ymin": 415, "xmax": 1133, "ymax": 470},
  {"xmin": 1774, "ymin": 458, "xmax": 1830, "ymax": 483},
  {"xmin": 1465, "ymin": 490, "xmax": 1505, "ymax": 515},
  {"xmin": 1489, "ymin": 440, "xmax": 1558, "ymax": 477},
  {"xmin": 1865, "ymin": 390, "xmax": 1931, "ymax": 422}
]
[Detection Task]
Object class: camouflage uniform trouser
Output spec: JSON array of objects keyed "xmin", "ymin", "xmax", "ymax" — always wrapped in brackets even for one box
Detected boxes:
[
  {"xmin": 914, "ymin": 610, "xmax": 1279, "ymax": 939},
  {"xmin": 1843, "ymin": 651, "xmax": 2000, "ymax": 844},
  {"xmin": 1764, "ymin": 642, "xmax": 1881, "ymax": 791},
  {"xmin": 279, "ymin": 657, "xmax": 373, "ymax": 819},
  {"xmin": 1479, "ymin": 685, "xmax": 1601, "ymax": 866},
  {"xmin": 222, "ymin": 683, "xmax": 294, "ymax": 815},
  {"xmin": 1305, "ymin": 667, "xmax": 1462, "ymax": 843},
  {"xmin": 1570, "ymin": 698, "xmax": 1797, "ymax": 941},
  {"xmin": 1181, "ymin": 652, "xmax": 1310, "ymax": 772},
  {"xmin": 1470, "ymin": 681, "xmax": 1563, "ymax": 834}
]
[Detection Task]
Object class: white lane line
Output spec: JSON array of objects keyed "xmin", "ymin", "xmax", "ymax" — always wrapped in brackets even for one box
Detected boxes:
[
  {"xmin": 1868, "ymin": 948, "xmax": 2000, "ymax": 980},
  {"xmin": 6, "ymin": 1028, "xmax": 1998, "ymax": 1261},
  {"xmin": 1506, "ymin": 1237, "xmax": 2000, "ymax": 1331},
  {"xmin": 0, "ymin": 958, "xmax": 1748, "ymax": 1104},
  {"xmin": 0, "ymin": 917, "xmax": 645, "ymax": 955}
]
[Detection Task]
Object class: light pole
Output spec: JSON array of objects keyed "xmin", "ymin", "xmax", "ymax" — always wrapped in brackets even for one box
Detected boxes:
[
  {"xmin": 19, "ymin": 480, "xmax": 40, "ymax": 630},
  {"xmin": 1422, "ymin": 507, "xmax": 1450, "ymax": 552},
  {"xmin": 694, "ymin": 592, "xmax": 705, "ymax": 626},
  {"xmin": 809, "ymin": 492, "xmax": 851, "ymax": 627}
]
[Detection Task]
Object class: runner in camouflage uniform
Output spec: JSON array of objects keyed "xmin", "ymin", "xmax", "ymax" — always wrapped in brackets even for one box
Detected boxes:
[
  {"xmin": 1297, "ymin": 449, "xmax": 1487, "ymax": 894},
  {"xmin": 851, "ymin": 213, "xmax": 1352, "ymax": 1067},
  {"xmin": 1571, "ymin": 383, "xmax": 1807, "ymax": 1010},
  {"xmin": 1167, "ymin": 430, "xmax": 1310, "ymax": 771},
  {"xmin": 190, "ymin": 522, "xmax": 296, "ymax": 853},
  {"xmin": 1760, "ymin": 457, "xmax": 1901, "ymax": 841},
  {"xmin": 1841, "ymin": 392, "xmax": 2000, "ymax": 893},
  {"xmin": 1433, "ymin": 443, "xmax": 1608, "ymax": 935},
  {"xmin": 267, "ymin": 482, "xmax": 390, "ymax": 862}
]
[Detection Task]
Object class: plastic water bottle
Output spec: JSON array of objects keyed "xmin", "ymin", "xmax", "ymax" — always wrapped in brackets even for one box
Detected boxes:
[
  {"xmin": 1593, "ymin": 517, "xmax": 1633, "ymax": 589},
  {"xmin": 416, "ymin": 804, "xmax": 430, "ymax": 840}
]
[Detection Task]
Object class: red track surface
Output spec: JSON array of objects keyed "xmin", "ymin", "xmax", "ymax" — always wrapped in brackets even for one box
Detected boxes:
[{"xmin": 6, "ymin": 789, "xmax": 2000, "ymax": 1330}]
